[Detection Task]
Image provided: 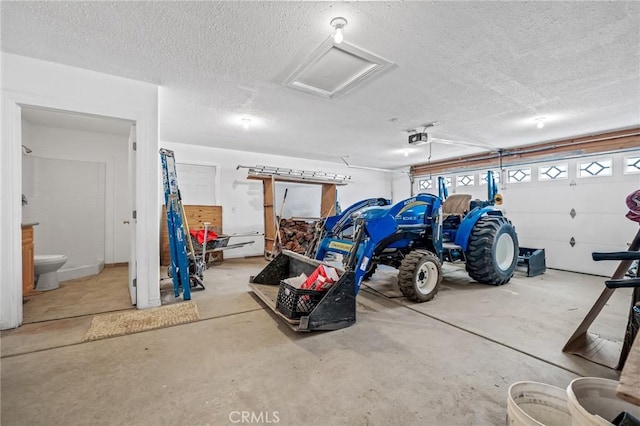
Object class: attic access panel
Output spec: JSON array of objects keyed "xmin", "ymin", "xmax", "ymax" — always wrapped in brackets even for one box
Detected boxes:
[{"xmin": 284, "ymin": 38, "xmax": 395, "ymax": 99}]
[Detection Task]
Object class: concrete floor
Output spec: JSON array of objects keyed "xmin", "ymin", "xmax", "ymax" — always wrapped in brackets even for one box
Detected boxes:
[{"xmin": 1, "ymin": 258, "xmax": 631, "ymax": 425}]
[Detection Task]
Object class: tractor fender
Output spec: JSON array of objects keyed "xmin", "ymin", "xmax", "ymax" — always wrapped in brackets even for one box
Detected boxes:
[{"xmin": 454, "ymin": 207, "xmax": 504, "ymax": 251}]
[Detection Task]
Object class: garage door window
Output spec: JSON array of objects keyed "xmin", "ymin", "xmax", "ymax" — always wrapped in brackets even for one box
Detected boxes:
[
  {"xmin": 479, "ymin": 170, "xmax": 501, "ymax": 185},
  {"xmin": 539, "ymin": 164, "xmax": 568, "ymax": 181},
  {"xmin": 418, "ymin": 179, "xmax": 432, "ymax": 190},
  {"xmin": 457, "ymin": 174, "xmax": 474, "ymax": 187},
  {"xmin": 507, "ymin": 168, "xmax": 531, "ymax": 183},
  {"xmin": 578, "ymin": 158, "xmax": 612, "ymax": 178},
  {"xmin": 624, "ymin": 156, "xmax": 640, "ymax": 174}
]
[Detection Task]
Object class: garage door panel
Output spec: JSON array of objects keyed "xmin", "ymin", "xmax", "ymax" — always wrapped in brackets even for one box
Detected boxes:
[
  {"xmin": 526, "ymin": 239, "xmax": 620, "ymax": 277},
  {"xmin": 506, "ymin": 187, "xmax": 633, "ymax": 215},
  {"xmin": 572, "ymin": 180, "xmax": 638, "ymax": 213},
  {"xmin": 567, "ymin": 214, "xmax": 637, "ymax": 246},
  {"xmin": 511, "ymin": 211, "xmax": 635, "ymax": 269},
  {"xmin": 508, "ymin": 212, "xmax": 575, "ymax": 242},
  {"xmin": 509, "ymin": 213, "xmax": 572, "ymax": 243}
]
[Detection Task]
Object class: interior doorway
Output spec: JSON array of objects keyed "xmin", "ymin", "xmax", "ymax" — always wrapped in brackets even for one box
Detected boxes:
[{"xmin": 20, "ymin": 106, "xmax": 136, "ymax": 323}]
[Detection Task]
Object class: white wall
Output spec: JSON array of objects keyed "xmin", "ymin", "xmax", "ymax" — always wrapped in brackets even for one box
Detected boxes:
[
  {"xmin": 1, "ymin": 53, "xmax": 159, "ymax": 329},
  {"xmin": 25, "ymin": 156, "xmax": 106, "ymax": 267},
  {"xmin": 409, "ymin": 150, "xmax": 640, "ymax": 276},
  {"xmin": 22, "ymin": 122, "xmax": 130, "ymax": 265},
  {"xmin": 391, "ymin": 173, "xmax": 413, "ymax": 202},
  {"xmin": 160, "ymin": 142, "xmax": 392, "ymax": 258}
]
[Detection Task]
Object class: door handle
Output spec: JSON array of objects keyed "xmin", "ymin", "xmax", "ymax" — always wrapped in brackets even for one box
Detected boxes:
[{"xmin": 123, "ymin": 220, "xmax": 130, "ymax": 225}]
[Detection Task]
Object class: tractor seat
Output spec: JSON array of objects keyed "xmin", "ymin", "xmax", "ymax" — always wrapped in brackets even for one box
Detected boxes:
[{"xmin": 442, "ymin": 194, "xmax": 472, "ymax": 218}]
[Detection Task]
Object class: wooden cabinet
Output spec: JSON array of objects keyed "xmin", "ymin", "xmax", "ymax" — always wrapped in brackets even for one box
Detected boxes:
[{"xmin": 22, "ymin": 226, "xmax": 38, "ymax": 296}]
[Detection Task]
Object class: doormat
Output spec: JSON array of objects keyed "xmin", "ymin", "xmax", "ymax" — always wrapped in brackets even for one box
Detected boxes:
[{"xmin": 83, "ymin": 301, "xmax": 199, "ymax": 342}]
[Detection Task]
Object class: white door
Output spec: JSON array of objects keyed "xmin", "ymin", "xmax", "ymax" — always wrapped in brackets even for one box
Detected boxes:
[
  {"xmin": 128, "ymin": 124, "xmax": 137, "ymax": 305},
  {"xmin": 175, "ymin": 163, "xmax": 216, "ymax": 205}
]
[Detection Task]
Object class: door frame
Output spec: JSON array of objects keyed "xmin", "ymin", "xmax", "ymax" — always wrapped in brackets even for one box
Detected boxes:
[
  {"xmin": 128, "ymin": 123, "xmax": 137, "ymax": 305},
  {"xmin": 1, "ymin": 90, "xmax": 159, "ymax": 329}
]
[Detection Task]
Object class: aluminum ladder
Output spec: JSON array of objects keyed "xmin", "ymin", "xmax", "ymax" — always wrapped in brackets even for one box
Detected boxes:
[{"xmin": 160, "ymin": 148, "xmax": 191, "ymax": 300}]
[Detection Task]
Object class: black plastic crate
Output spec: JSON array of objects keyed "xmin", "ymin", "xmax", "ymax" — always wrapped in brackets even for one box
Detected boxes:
[{"xmin": 275, "ymin": 281, "xmax": 325, "ymax": 319}]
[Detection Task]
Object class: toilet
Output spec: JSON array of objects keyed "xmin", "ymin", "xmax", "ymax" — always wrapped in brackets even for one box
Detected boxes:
[{"xmin": 34, "ymin": 255, "xmax": 67, "ymax": 291}]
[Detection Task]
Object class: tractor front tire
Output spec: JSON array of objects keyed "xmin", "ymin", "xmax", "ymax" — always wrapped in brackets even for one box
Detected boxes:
[
  {"xmin": 465, "ymin": 216, "xmax": 518, "ymax": 285},
  {"xmin": 398, "ymin": 251, "xmax": 442, "ymax": 302}
]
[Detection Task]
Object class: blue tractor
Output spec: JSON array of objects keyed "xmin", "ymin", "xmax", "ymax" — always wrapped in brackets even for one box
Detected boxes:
[
  {"xmin": 312, "ymin": 171, "xmax": 519, "ymax": 302},
  {"xmin": 249, "ymin": 172, "xmax": 518, "ymax": 331}
]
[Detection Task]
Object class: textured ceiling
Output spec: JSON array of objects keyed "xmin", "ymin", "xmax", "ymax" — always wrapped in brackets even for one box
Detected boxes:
[{"xmin": 2, "ymin": 1, "xmax": 639, "ymax": 168}]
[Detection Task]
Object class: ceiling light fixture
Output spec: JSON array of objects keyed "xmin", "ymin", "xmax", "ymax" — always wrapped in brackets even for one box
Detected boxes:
[
  {"xmin": 535, "ymin": 117, "xmax": 546, "ymax": 129},
  {"xmin": 330, "ymin": 17, "xmax": 347, "ymax": 44},
  {"xmin": 241, "ymin": 118, "xmax": 251, "ymax": 130}
]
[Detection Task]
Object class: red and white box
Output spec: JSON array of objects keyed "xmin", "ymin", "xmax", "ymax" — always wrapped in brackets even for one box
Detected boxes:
[{"xmin": 300, "ymin": 265, "xmax": 340, "ymax": 291}]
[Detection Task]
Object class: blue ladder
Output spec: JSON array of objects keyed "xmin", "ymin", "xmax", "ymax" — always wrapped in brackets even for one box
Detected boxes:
[{"xmin": 160, "ymin": 148, "xmax": 191, "ymax": 300}]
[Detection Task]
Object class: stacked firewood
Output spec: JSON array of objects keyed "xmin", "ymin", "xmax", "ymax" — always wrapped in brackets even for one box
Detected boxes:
[{"xmin": 278, "ymin": 219, "xmax": 318, "ymax": 254}]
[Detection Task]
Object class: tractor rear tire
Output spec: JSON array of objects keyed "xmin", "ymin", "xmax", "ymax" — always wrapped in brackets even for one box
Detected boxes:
[
  {"xmin": 398, "ymin": 251, "xmax": 442, "ymax": 302},
  {"xmin": 465, "ymin": 216, "xmax": 518, "ymax": 285}
]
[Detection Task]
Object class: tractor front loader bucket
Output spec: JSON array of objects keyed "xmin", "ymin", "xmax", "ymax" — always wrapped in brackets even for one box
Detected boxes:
[{"xmin": 249, "ymin": 250, "xmax": 356, "ymax": 332}]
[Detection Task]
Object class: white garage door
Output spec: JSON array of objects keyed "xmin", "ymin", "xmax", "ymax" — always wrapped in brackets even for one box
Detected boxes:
[
  {"xmin": 504, "ymin": 153, "xmax": 640, "ymax": 276},
  {"xmin": 415, "ymin": 150, "xmax": 640, "ymax": 276}
]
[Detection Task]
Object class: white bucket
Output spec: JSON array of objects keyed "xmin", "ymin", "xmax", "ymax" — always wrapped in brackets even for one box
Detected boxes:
[
  {"xmin": 508, "ymin": 381, "xmax": 573, "ymax": 426},
  {"xmin": 567, "ymin": 377, "xmax": 640, "ymax": 426}
]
